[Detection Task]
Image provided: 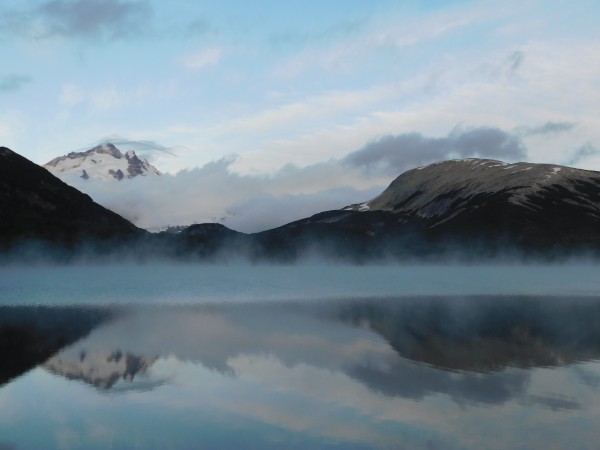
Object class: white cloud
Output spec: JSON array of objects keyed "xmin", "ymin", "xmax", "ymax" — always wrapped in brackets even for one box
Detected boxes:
[
  {"xmin": 182, "ymin": 47, "xmax": 222, "ymax": 71},
  {"xmin": 272, "ymin": 2, "xmax": 493, "ymax": 80},
  {"xmin": 200, "ymin": 79, "xmax": 427, "ymax": 172},
  {"xmin": 57, "ymin": 126, "xmax": 538, "ymax": 232},
  {"xmin": 65, "ymin": 156, "xmax": 381, "ymax": 232},
  {"xmin": 184, "ymin": 33, "xmax": 592, "ymax": 174},
  {"xmin": 369, "ymin": 5, "xmax": 488, "ymax": 49}
]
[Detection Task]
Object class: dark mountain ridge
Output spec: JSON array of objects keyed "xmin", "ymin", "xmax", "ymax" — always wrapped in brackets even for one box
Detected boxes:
[
  {"xmin": 2, "ymin": 147, "xmax": 600, "ymax": 262},
  {"xmin": 347, "ymin": 159, "xmax": 600, "ymax": 243},
  {"xmin": 279, "ymin": 158, "xmax": 600, "ymax": 257},
  {"xmin": 0, "ymin": 147, "xmax": 142, "ymax": 249},
  {"xmin": 159, "ymin": 158, "xmax": 600, "ymax": 262}
]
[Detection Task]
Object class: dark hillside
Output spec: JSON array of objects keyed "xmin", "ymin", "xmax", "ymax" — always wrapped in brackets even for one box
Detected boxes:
[{"xmin": 0, "ymin": 147, "xmax": 141, "ymax": 248}]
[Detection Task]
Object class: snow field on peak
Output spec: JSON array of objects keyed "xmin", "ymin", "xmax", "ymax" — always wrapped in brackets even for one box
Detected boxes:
[{"xmin": 44, "ymin": 144, "xmax": 161, "ymax": 181}]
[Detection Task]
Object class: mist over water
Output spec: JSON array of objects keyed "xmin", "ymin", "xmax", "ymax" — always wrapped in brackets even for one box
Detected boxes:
[
  {"xmin": 2, "ymin": 263, "xmax": 600, "ymax": 305},
  {"xmin": 3, "ymin": 264, "xmax": 600, "ymax": 449}
]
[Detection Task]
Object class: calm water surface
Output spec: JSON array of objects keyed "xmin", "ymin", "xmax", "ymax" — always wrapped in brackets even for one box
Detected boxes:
[{"xmin": 1, "ymin": 264, "xmax": 600, "ymax": 449}]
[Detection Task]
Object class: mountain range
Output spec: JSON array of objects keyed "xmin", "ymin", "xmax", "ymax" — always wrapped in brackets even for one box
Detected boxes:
[{"xmin": 2, "ymin": 146, "xmax": 600, "ymax": 261}]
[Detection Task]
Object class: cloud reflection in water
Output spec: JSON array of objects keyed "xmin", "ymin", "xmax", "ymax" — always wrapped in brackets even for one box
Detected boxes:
[{"xmin": 2, "ymin": 297, "xmax": 600, "ymax": 449}]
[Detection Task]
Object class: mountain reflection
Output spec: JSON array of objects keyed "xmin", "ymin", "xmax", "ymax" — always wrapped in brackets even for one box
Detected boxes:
[
  {"xmin": 4, "ymin": 297, "xmax": 600, "ymax": 449},
  {"xmin": 326, "ymin": 296, "xmax": 600, "ymax": 371},
  {"xmin": 29, "ymin": 296, "xmax": 600, "ymax": 408},
  {"xmin": 0, "ymin": 306, "xmax": 113, "ymax": 386}
]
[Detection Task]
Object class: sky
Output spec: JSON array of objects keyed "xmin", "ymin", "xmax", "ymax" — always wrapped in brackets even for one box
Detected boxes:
[{"xmin": 1, "ymin": 0, "xmax": 600, "ymax": 231}]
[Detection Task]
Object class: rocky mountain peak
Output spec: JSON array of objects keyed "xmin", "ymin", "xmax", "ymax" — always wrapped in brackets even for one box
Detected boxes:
[{"xmin": 44, "ymin": 143, "xmax": 161, "ymax": 181}]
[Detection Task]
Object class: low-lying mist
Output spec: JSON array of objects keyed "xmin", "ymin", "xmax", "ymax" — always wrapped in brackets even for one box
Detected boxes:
[{"xmin": 1, "ymin": 230, "xmax": 599, "ymax": 268}]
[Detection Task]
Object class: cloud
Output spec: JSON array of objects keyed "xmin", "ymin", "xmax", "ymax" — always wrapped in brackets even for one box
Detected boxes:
[
  {"xmin": 182, "ymin": 47, "xmax": 222, "ymax": 71},
  {"xmin": 224, "ymin": 187, "xmax": 381, "ymax": 233},
  {"xmin": 507, "ymin": 51, "xmax": 524, "ymax": 73},
  {"xmin": 521, "ymin": 121, "xmax": 577, "ymax": 137},
  {"xmin": 271, "ymin": 5, "xmax": 486, "ymax": 79},
  {"xmin": 369, "ymin": 10, "xmax": 481, "ymax": 50},
  {"xmin": 65, "ymin": 155, "xmax": 380, "ymax": 233},
  {"xmin": 343, "ymin": 127, "xmax": 527, "ymax": 176},
  {"xmin": 269, "ymin": 18, "xmax": 366, "ymax": 49},
  {"xmin": 55, "ymin": 126, "xmax": 535, "ymax": 232},
  {"xmin": 96, "ymin": 137, "xmax": 180, "ymax": 158},
  {"xmin": 526, "ymin": 395, "xmax": 581, "ymax": 412},
  {"xmin": 50, "ymin": 137, "xmax": 185, "ymax": 172},
  {"xmin": 208, "ymin": 82, "xmax": 402, "ymax": 141},
  {"xmin": 0, "ymin": 74, "xmax": 31, "ymax": 92},
  {"xmin": 309, "ymin": 5, "xmax": 482, "ymax": 73},
  {"xmin": 567, "ymin": 142, "xmax": 599, "ymax": 166},
  {"xmin": 2, "ymin": 0, "xmax": 152, "ymax": 41}
]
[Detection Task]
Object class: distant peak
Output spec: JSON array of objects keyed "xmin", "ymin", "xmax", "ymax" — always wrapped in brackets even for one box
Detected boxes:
[
  {"xmin": 92, "ymin": 143, "xmax": 123, "ymax": 159},
  {"xmin": 43, "ymin": 142, "xmax": 161, "ymax": 181}
]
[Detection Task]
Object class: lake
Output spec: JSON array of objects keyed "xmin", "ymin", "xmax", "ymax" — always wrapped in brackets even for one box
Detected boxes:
[{"xmin": 1, "ymin": 264, "xmax": 600, "ymax": 449}]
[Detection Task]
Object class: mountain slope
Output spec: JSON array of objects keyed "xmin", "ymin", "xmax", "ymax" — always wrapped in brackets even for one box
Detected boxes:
[
  {"xmin": 345, "ymin": 158, "xmax": 600, "ymax": 245},
  {"xmin": 250, "ymin": 158, "xmax": 600, "ymax": 260},
  {"xmin": 44, "ymin": 143, "xmax": 161, "ymax": 181},
  {"xmin": 0, "ymin": 147, "xmax": 141, "ymax": 247},
  {"xmin": 348, "ymin": 159, "xmax": 600, "ymax": 221}
]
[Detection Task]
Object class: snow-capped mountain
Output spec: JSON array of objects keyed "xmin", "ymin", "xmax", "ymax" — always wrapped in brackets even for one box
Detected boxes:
[
  {"xmin": 43, "ymin": 143, "xmax": 161, "ymax": 181},
  {"xmin": 44, "ymin": 350, "xmax": 156, "ymax": 389}
]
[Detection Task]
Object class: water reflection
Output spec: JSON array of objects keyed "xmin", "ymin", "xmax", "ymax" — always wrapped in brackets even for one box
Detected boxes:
[
  {"xmin": 2, "ymin": 297, "xmax": 600, "ymax": 449},
  {"xmin": 0, "ymin": 306, "xmax": 112, "ymax": 386},
  {"xmin": 328, "ymin": 296, "xmax": 600, "ymax": 371}
]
